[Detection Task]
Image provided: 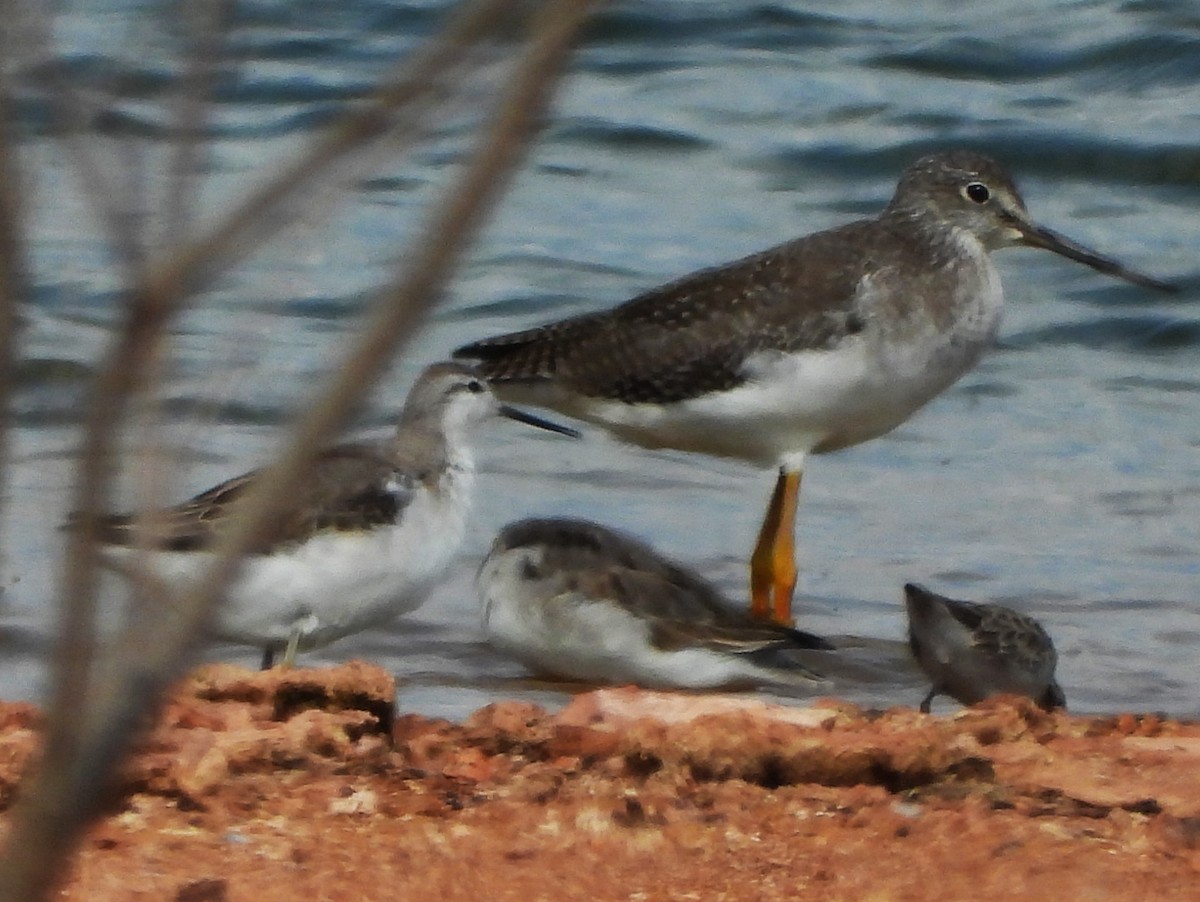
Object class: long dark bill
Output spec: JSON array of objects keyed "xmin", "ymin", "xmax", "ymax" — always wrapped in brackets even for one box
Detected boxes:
[
  {"xmin": 499, "ymin": 404, "xmax": 581, "ymax": 438},
  {"xmin": 1017, "ymin": 219, "xmax": 1177, "ymax": 293}
]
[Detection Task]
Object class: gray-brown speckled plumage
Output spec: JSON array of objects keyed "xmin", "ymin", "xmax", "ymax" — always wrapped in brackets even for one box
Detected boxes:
[
  {"xmin": 477, "ymin": 517, "xmax": 833, "ymax": 689},
  {"xmin": 456, "ymin": 151, "xmax": 1171, "ymax": 421},
  {"xmin": 904, "ymin": 582, "xmax": 1065, "ymax": 713},
  {"xmin": 458, "ymin": 150, "xmax": 1173, "ymax": 628}
]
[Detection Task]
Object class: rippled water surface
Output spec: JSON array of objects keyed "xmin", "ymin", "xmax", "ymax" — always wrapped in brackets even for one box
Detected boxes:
[{"xmin": 4, "ymin": 1, "xmax": 1199, "ymax": 717}]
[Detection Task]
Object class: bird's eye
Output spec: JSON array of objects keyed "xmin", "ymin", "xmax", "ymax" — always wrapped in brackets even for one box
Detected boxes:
[
  {"xmin": 466, "ymin": 379, "xmax": 486, "ymax": 394},
  {"xmin": 964, "ymin": 182, "xmax": 990, "ymax": 204}
]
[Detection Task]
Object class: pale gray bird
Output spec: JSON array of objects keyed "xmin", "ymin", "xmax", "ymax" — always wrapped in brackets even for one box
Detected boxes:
[
  {"xmin": 478, "ymin": 517, "xmax": 832, "ymax": 690},
  {"xmin": 88, "ymin": 363, "xmax": 576, "ymax": 668}
]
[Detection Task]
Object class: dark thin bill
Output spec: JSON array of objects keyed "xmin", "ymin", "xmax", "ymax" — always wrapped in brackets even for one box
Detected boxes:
[
  {"xmin": 1019, "ymin": 222, "xmax": 1177, "ymax": 293},
  {"xmin": 499, "ymin": 404, "xmax": 581, "ymax": 438}
]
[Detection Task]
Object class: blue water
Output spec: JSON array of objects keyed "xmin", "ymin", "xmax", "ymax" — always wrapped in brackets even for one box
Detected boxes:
[{"xmin": 3, "ymin": 0, "xmax": 1198, "ymax": 717}]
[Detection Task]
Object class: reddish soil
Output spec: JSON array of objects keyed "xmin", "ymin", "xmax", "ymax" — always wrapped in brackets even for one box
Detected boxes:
[{"xmin": 1, "ymin": 663, "xmax": 1198, "ymax": 901}]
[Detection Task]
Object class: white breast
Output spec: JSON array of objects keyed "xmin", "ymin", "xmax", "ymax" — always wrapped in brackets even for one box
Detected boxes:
[{"xmin": 104, "ymin": 465, "xmax": 475, "ymax": 652}]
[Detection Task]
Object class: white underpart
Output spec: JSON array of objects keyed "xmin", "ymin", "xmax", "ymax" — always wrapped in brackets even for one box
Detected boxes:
[
  {"xmin": 478, "ymin": 546, "xmax": 803, "ymax": 690},
  {"xmin": 508, "ymin": 229, "xmax": 1004, "ymax": 469},
  {"xmin": 106, "ymin": 462, "xmax": 474, "ymax": 653}
]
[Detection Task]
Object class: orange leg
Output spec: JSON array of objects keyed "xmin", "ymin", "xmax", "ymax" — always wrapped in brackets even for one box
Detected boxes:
[{"xmin": 749, "ymin": 468, "xmax": 801, "ymax": 626}]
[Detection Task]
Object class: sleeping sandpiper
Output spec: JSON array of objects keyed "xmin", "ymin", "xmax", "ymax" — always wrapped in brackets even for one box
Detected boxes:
[
  {"xmin": 477, "ymin": 516, "xmax": 832, "ymax": 690},
  {"xmin": 904, "ymin": 582, "xmax": 1065, "ymax": 713},
  {"xmin": 455, "ymin": 150, "xmax": 1175, "ymax": 627},
  {"xmin": 90, "ymin": 362, "xmax": 577, "ymax": 668}
]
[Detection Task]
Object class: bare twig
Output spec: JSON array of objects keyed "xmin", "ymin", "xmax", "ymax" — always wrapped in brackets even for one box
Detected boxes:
[
  {"xmin": 52, "ymin": 0, "xmax": 516, "ymax": 794},
  {"xmin": 126, "ymin": 0, "xmax": 234, "ymax": 614},
  {"xmin": 0, "ymin": 74, "xmax": 31, "ymax": 557},
  {"xmin": 163, "ymin": 0, "xmax": 232, "ymax": 250},
  {"xmin": 0, "ymin": 2, "xmax": 595, "ymax": 899},
  {"xmin": 18, "ymin": 12, "xmax": 147, "ymax": 280}
]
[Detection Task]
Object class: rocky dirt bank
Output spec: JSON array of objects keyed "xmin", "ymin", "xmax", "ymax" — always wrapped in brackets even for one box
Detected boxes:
[{"xmin": 0, "ymin": 663, "xmax": 1197, "ymax": 900}]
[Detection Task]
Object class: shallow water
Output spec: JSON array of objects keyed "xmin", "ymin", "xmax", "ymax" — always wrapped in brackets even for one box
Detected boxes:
[{"xmin": 3, "ymin": 0, "xmax": 1199, "ymax": 717}]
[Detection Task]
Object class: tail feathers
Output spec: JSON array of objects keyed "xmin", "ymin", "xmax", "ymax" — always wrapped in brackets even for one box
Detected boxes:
[
  {"xmin": 63, "ymin": 510, "xmax": 216, "ymax": 552},
  {"xmin": 762, "ymin": 656, "xmax": 828, "ymax": 685}
]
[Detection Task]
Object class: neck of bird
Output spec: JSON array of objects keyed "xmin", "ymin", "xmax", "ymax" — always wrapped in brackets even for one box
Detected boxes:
[
  {"xmin": 390, "ymin": 416, "xmax": 473, "ymax": 475},
  {"xmin": 883, "ymin": 206, "xmax": 990, "ymax": 271}
]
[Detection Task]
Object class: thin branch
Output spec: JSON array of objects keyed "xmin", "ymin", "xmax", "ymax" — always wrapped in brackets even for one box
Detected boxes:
[
  {"xmin": 51, "ymin": 0, "xmax": 515, "ymax": 787},
  {"xmin": 0, "ymin": 74, "xmax": 31, "ymax": 545},
  {"xmin": 19, "ymin": 12, "xmax": 147, "ymax": 280},
  {"xmin": 112, "ymin": 0, "xmax": 596, "ymax": 670},
  {"xmin": 163, "ymin": 0, "xmax": 232, "ymax": 250},
  {"xmin": 126, "ymin": 0, "xmax": 233, "ymax": 617},
  {"xmin": 0, "ymin": 2, "xmax": 595, "ymax": 899}
]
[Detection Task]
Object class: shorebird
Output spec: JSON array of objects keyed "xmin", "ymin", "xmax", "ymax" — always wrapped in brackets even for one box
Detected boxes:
[
  {"xmin": 454, "ymin": 150, "xmax": 1174, "ymax": 627},
  {"xmin": 904, "ymin": 583, "xmax": 1065, "ymax": 713},
  {"xmin": 477, "ymin": 517, "xmax": 832, "ymax": 690},
  {"xmin": 89, "ymin": 362, "xmax": 577, "ymax": 668}
]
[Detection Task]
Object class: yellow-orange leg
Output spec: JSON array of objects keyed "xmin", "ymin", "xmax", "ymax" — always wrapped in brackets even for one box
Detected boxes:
[{"xmin": 749, "ymin": 468, "xmax": 801, "ymax": 626}]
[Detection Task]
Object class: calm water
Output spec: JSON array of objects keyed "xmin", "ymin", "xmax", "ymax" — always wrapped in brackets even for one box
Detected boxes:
[{"xmin": 4, "ymin": 1, "xmax": 1199, "ymax": 718}]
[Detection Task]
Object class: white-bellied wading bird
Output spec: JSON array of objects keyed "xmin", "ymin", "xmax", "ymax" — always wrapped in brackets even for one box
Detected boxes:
[
  {"xmin": 86, "ymin": 362, "xmax": 578, "ymax": 668},
  {"xmin": 477, "ymin": 517, "xmax": 833, "ymax": 690},
  {"xmin": 904, "ymin": 582, "xmax": 1065, "ymax": 713},
  {"xmin": 454, "ymin": 151, "xmax": 1175, "ymax": 629}
]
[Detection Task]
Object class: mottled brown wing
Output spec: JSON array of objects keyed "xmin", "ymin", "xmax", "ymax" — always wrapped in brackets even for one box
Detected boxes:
[
  {"xmin": 88, "ymin": 471, "xmax": 256, "ymax": 551},
  {"xmin": 90, "ymin": 444, "xmax": 411, "ymax": 554},
  {"xmin": 454, "ymin": 224, "xmax": 877, "ymax": 404},
  {"xmin": 497, "ymin": 517, "xmax": 735, "ymax": 619},
  {"xmin": 643, "ymin": 595, "xmax": 832, "ymax": 654},
  {"xmin": 648, "ymin": 617, "xmax": 801, "ymax": 655},
  {"xmin": 497, "ymin": 518, "xmax": 832, "ymax": 653},
  {"xmin": 970, "ymin": 604, "xmax": 1055, "ymax": 664},
  {"xmin": 569, "ymin": 550, "xmax": 832, "ymax": 652}
]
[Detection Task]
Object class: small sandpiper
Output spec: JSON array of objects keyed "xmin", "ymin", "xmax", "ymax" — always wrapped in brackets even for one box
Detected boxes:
[
  {"xmin": 477, "ymin": 516, "xmax": 832, "ymax": 690},
  {"xmin": 89, "ymin": 362, "xmax": 577, "ymax": 668},
  {"xmin": 455, "ymin": 150, "xmax": 1175, "ymax": 627},
  {"xmin": 904, "ymin": 583, "xmax": 1065, "ymax": 713}
]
